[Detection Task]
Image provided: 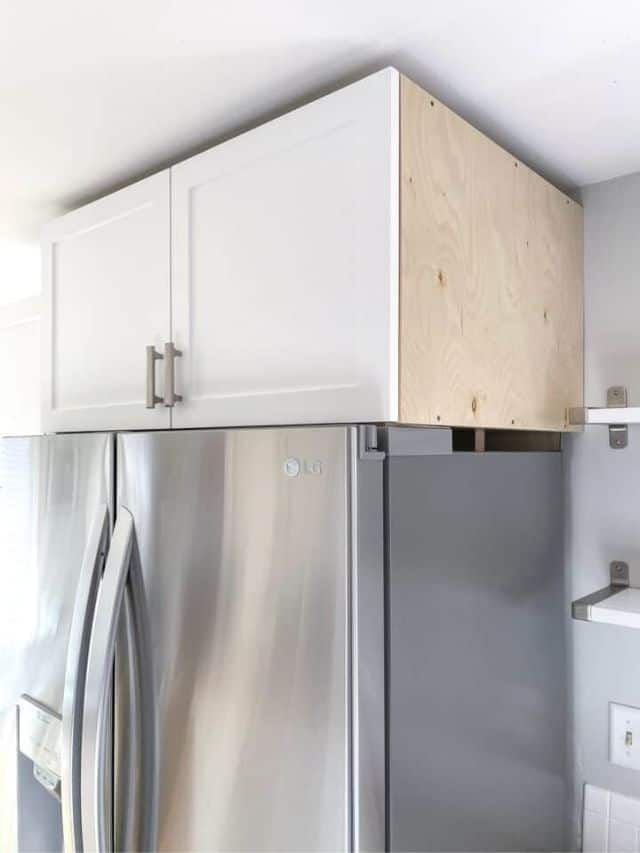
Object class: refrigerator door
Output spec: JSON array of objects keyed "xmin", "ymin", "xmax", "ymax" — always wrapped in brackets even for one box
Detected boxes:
[
  {"xmin": 0, "ymin": 433, "xmax": 113, "ymax": 853},
  {"xmin": 115, "ymin": 426, "xmax": 383, "ymax": 852}
]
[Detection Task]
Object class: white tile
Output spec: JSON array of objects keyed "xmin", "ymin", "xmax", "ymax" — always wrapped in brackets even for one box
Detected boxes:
[
  {"xmin": 608, "ymin": 819, "xmax": 636, "ymax": 852},
  {"xmin": 611, "ymin": 792, "xmax": 640, "ymax": 827},
  {"xmin": 583, "ymin": 811, "xmax": 608, "ymax": 852},
  {"xmin": 585, "ymin": 785, "xmax": 611, "ymax": 816}
]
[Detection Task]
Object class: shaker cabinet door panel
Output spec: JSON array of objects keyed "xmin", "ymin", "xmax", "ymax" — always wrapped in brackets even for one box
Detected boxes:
[
  {"xmin": 42, "ymin": 173, "xmax": 171, "ymax": 432},
  {"xmin": 171, "ymin": 68, "xmax": 399, "ymax": 429}
]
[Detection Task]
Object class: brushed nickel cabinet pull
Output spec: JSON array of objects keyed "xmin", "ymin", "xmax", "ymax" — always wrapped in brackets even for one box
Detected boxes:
[
  {"xmin": 163, "ymin": 342, "xmax": 182, "ymax": 407},
  {"xmin": 145, "ymin": 346, "xmax": 163, "ymax": 409}
]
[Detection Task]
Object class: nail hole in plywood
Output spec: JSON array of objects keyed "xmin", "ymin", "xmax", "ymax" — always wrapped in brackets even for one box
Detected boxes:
[
  {"xmin": 471, "ymin": 396, "xmax": 478, "ymax": 414},
  {"xmin": 430, "ymin": 99, "xmax": 434, "ymax": 107},
  {"xmin": 437, "ymin": 270, "xmax": 446, "ymax": 287},
  {"xmin": 436, "ymin": 415, "xmax": 441, "ymax": 422}
]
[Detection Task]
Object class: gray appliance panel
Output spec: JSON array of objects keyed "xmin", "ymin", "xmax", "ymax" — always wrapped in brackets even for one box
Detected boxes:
[
  {"xmin": 388, "ymin": 452, "xmax": 565, "ymax": 852},
  {"xmin": 116, "ymin": 426, "xmax": 372, "ymax": 852},
  {"xmin": 0, "ymin": 433, "xmax": 113, "ymax": 852}
]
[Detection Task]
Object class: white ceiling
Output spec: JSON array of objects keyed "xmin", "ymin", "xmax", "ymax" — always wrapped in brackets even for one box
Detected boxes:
[{"xmin": 2, "ymin": 0, "xmax": 640, "ymax": 243}]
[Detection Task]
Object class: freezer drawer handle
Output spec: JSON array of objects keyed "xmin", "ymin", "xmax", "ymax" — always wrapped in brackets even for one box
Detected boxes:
[
  {"xmin": 81, "ymin": 507, "xmax": 156, "ymax": 852},
  {"xmin": 163, "ymin": 341, "xmax": 182, "ymax": 407},
  {"xmin": 60, "ymin": 504, "xmax": 110, "ymax": 853},
  {"xmin": 145, "ymin": 345, "xmax": 163, "ymax": 409}
]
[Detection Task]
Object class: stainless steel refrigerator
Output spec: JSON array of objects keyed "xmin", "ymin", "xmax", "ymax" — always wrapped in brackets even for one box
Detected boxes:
[{"xmin": 0, "ymin": 425, "xmax": 566, "ymax": 852}]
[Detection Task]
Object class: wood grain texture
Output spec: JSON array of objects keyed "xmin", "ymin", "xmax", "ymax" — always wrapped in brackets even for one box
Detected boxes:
[{"xmin": 399, "ymin": 75, "xmax": 583, "ymax": 431}]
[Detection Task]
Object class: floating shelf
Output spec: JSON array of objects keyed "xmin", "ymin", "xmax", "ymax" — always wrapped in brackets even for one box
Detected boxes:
[
  {"xmin": 572, "ymin": 562, "xmax": 640, "ymax": 629},
  {"xmin": 569, "ymin": 406, "xmax": 640, "ymax": 426},
  {"xmin": 569, "ymin": 386, "xmax": 637, "ymax": 448}
]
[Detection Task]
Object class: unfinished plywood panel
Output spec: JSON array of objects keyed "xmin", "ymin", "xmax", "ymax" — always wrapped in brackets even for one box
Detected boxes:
[{"xmin": 399, "ymin": 75, "xmax": 583, "ymax": 431}]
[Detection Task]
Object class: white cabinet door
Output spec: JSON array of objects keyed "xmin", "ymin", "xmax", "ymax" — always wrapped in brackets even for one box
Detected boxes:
[
  {"xmin": 171, "ymin": 68, "xmax": 399, "ymax": 429},
  {"xmin": 42, "ymin": 173, "xmax": 171, "ymax": 432}
]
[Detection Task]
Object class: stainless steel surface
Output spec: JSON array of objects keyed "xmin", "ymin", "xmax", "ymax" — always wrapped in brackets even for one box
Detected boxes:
[
  {"xmin": 0, "ymin": 433, "xmax": 113, "ymax": 852},
  {"xmin": 162, "ymin": 341, "xmax": 182, "ymax": 406},
  {"xmin": 61, "ymin": 503, "xmax": 110, "ymax": 853},
  {"xmin": 611, "ymin": 560, "xmax": 630, "ymax": 585},
  {"xmin": 608, "ymin": 385, "xmax": 629, "ymax": 407},
  {"xmin": 116, "ymin": 427, "xmax": 356, "ymax": 851},
  {"xmin": 145, "ymin": 345, "xmax": 163, "ymax": 409},
  {"xmin": 572, "ymin": 561, "xmax": 631, "ymax": 622},
  {"xmin": 114, "ymin": 597, "xmax": 141, "ymax": 853},
  {"xmin": 608, "ymin": 385, "xmax": 629, "ymax": 448},
  {"xmin": 572, "ymin": 587, "xmax": 628, "ymax": 621},
  {"xmin": 81, "ymin": 508, "xmax": 134, "ymax": 852},
  {"xmin": 350, "ymin": 428, "xmax": 385, "ymax": 852},
  {"xmin": 609, "ymin": 425, "xmax": 628, "ymax": 448},
  {"xmin": 387, "ymin": 452, "xmax": 566, "ymax": 852},
  {"xmin": 18, "ymin": 696, "xmax": 62, "ymax": 783},
  {"xmin": 113, "ymin": 556, "xmax": 157, "ymax": 853}
]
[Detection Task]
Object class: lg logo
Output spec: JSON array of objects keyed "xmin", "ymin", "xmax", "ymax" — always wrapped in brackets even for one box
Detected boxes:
[{"xmin": 283, "ymin": 457, "xmax": 324, "ymax": 477}]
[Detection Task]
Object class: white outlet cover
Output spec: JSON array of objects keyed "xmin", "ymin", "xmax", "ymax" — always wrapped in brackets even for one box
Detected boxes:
[{"xmin": 610, "ymin": 702, "xmax": 640, "ymax": 770}]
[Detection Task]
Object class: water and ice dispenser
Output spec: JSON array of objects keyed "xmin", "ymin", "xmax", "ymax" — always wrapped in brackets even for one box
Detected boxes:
[{"xmin": 17, "ymin": 696, "xmax": 63, "ymax": 851}]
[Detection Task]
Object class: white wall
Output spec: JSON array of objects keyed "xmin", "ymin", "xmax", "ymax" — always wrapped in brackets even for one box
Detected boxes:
[
  {"xmin": 0, "ymin": 240, "xmax": 42, "ymax": 436},
  {"xmin": 568, "ymin": 171, "xmax": 640, "ymax": 847},
  {"xmin": 0, "ymin": 297, "xmax": 41, "ymax": 436},
  {"xmin": 0, "ymin": 240, "xmax": 41, "ymax": 307}
]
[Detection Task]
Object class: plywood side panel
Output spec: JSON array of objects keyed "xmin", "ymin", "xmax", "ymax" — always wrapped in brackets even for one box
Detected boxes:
[{"xmin": 399, "ymin": 76, "xmax": 583, "ymax": 431}]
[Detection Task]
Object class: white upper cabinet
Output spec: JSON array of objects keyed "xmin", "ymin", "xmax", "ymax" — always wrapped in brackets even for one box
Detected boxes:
[
  {"xmin": 41, "ymin": 68, "xmax": 583, "ymax": 434},
  {"xmin": 42, "ymin": 173, "xmax": 171, "ymax": 432},
  {"xmin": 170, "ymin": 68, "xmax": 399, "ymax": 428}
]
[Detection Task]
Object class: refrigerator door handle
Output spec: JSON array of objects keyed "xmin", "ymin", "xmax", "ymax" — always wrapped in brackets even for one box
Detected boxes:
[
  {"xmin": 61, "ymin": 503, "xmax": 110, "ymax": 853},
  {"xmin": 81, "ymin": 506, "xmax": 156, "ymax": 853},
  {"xmin": 114, "ymin": 526, "xmax": 157, "ymax": 852},
  {"xmin": 82, "ymin": 507, "xmax": 133, "ymax": 851}
]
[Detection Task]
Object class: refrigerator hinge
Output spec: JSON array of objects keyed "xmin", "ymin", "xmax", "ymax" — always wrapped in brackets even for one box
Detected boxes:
[{"xmin": 358, "ymin": 425, "xmax": 385, "ymax": 460}]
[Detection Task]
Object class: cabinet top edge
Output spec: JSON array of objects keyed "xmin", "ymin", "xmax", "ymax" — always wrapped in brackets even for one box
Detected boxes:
[
  {"xmin": 41, "ymin": 170, "xmax": 170, "ymax": 242},
  {"xmin": 170, "ymin": 66, "xmax": 399, "ymax": 177},
  {"xmin": 42, "ymin": 67, "xmax": 401, "ymax": 236}
]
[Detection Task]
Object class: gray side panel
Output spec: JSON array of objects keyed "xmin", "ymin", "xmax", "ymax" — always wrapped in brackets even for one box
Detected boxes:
[
  {"xmin": 0, "ymin": 433, "xmax": 113, "ymax": 852},
  {"xmin": 116, "ymin": 427, "xmax": 351, "ymax": 852},
  {"xmin": 388, "ymin": 453, "xmax": 565, "ymax": 852}
]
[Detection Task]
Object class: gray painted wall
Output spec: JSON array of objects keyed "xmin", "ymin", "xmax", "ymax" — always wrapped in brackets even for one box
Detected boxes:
[{"xmin": 568, "ymin": 171, "xmax": 640, "ymax": 847}]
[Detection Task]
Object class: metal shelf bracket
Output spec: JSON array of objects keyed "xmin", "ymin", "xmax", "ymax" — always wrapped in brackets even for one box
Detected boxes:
[
  {"xmin": 569, "ymin": 385, "xmax": 630, "ymax": 449},
  {"xmin": 572, "ymin": 561, "xmax": 630, "ymax": 622}
]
